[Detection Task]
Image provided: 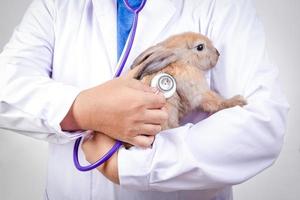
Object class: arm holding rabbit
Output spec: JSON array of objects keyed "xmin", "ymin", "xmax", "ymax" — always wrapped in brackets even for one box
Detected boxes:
[{"xmin": 82, "ymin": 0, "xmax": 289, "ymax": 191}]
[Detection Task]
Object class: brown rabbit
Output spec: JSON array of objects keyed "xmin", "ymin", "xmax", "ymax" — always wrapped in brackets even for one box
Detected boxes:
[{"xmin": 130, "ymin": 32, "xmax": 247, "ymax": 129}]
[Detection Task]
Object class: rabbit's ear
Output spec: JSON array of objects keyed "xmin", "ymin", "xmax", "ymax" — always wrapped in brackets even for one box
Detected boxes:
[
  {"xmin": 130, "ymin": 45, "xmax": 177, "ymax": 79},
  {"xmin": 131, "ymin": 45, "xmax": 161, "ymax": 68}
]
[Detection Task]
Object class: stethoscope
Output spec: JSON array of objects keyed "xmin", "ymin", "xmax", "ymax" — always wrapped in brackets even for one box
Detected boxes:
[{"xmin": 73, "ymin": 0, "xmax": 176, "ymax": 171}]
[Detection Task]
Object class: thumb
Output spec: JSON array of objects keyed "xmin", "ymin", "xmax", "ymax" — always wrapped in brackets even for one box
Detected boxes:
[
  {"xmin": 127, "ymin": 79, "xmax": 157, "ymax": 93},
  {"xmin": 125, "ymin": 65, "xmax": 143, "ymax": 79},
  {"xmin": 124, "ymin": 65, "xmax": 157, "ymax": 93}
]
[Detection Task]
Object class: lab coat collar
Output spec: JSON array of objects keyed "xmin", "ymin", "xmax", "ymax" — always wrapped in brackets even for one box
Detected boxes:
[{"xmin": 92, "ymin": 0, "xmax": 176, "ymax": 75}]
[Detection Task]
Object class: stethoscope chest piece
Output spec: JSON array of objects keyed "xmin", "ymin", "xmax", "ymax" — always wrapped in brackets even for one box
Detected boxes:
[{"xmin": 151, "ymin": 73, "xmax": 176, "ymax": 98}]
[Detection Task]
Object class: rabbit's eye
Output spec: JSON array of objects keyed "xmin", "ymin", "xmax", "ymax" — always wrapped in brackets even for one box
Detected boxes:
[{"xmin": 196, "ymin": 44, "xmax": 204, "ymax": 51}]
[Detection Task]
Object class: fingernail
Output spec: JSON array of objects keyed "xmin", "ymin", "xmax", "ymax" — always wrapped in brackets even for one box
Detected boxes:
[{"xmin": 151, "ymin": 87, "xmax": 158, "ymax": 93}]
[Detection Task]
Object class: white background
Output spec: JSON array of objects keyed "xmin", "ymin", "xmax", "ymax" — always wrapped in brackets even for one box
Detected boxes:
[{"xmin": 0, "ymin": 0, "xmax": 299, "ymax": 199}]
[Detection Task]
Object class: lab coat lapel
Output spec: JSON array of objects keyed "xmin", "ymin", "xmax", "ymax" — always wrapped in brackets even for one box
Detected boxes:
[
  {"xmin": 92, "ymin": 0, "xmax": 176, "ymax": 75},
  {"xmin": 135, "ymin": 0, "xmax": 176, "ymax": 49},
  {"xmin": 92, "ymin": 0, "xmax": 118, "ymax": 73}
]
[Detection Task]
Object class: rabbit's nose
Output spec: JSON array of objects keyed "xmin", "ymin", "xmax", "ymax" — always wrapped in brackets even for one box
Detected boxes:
[{"xmin": 216, "ymin": 49, "xmax": 220, "ymax": 56}]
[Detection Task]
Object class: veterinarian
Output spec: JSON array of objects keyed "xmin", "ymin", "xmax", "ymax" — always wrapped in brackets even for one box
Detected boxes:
[{"xmin": 0, "ymin": 0, "xmax": 289, "ymax": 199}]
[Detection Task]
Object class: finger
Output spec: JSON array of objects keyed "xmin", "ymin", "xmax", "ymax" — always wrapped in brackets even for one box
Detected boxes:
[
  {"xmin": 161, "ymin": 105, "xmax": 168, "ymax": 112},
  {"xmin": 125, "ymin": 70, "xmax": 159, "ymax": 94},
  {"xmin": 142, "ymin": 109, "xmax": 168, "ymax": 125},
  {"xmin": 138, "ymin": 124, "xmax": 162, "ymax": 136},
  {"xmin": 129, "ymin": 135, "xmax": 155, "ymax": 148},
  {"xmin": 129, "ymin": 123, "xmax": 161, "ymax": 136},
  {"xmin": 144, "ymin": 92, "xmax": 166, "ymax": 109}
]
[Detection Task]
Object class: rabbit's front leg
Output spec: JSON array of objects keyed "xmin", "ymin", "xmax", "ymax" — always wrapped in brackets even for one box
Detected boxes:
[{"xmin": 200, "ymin": 90, "xmax": 247, "ymax": 113}]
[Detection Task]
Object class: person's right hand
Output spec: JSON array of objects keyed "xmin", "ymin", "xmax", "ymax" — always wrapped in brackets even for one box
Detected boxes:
[{"xmin": 60, "ymin": 70, "xmax": 168, "ymax": 148}]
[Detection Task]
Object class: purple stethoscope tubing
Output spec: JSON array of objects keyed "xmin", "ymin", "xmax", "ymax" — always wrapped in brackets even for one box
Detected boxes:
[
  {"xmin": 73, "ymin": 0, "xmax": 147, "ymax": 172},
  {"xmin": 115, "ymin": 0, "xmax": 147, "ymax": 76}
]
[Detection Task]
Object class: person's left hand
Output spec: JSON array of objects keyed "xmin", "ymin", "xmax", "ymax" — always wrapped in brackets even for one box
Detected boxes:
[{"xmin": 82, "ymin": 132, "xmax": 120, "ymax": 184}]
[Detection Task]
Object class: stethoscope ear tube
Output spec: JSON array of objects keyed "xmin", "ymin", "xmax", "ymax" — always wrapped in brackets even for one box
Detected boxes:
[{"xmin": 73, "ymin": 0, "xmax": 147, "ymax": 172}]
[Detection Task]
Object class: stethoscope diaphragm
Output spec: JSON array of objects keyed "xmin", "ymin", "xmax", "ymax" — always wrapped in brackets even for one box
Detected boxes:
[{"xmin": 151, "ymin": 73, "xmax": 176, "ymax": 98}]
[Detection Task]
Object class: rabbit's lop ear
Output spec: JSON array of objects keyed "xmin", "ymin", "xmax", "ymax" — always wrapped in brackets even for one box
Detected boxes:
[{"xmin": 130, "ymin": 45, "xmax": 177, "ymax": 79}]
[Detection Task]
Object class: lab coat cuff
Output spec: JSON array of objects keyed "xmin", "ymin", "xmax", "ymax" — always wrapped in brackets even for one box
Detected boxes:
[
  {"xmin": 46, "ymin": 84, "xmax": 85, "ymax": 141},
  {"xmin": 118, "ymin": 146, "xmax": 155, "ymax": 190}
]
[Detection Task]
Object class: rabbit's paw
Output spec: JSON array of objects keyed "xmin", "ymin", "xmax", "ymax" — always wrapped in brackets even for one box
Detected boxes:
[{"xmin": 224, "ymin": 95, "xmax": 247, "ymax": 108}]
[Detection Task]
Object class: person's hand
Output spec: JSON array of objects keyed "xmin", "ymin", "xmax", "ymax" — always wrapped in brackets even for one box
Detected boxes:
[
  {"xmin": 82, "ymin": 132, "xmax": 119, "ymax": 184},
  {"xmin": 61, "ymin": 69, "xmax": 168, "ymax": 148}
]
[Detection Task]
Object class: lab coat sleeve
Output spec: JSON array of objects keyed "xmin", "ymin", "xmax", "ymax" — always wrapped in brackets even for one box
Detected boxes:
[
  {"xmin": 118, "ymin": 0, "xmax": 289, "ymax": 191},
  {"xmin": 0, "ymin": 0, "xmax": 84, "ymax": 143}
]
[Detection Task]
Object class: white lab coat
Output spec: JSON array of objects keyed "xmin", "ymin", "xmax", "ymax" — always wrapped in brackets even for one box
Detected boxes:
[{"xmin": 0, "ymin": 0, "xmax": 289, "ymax": 199}]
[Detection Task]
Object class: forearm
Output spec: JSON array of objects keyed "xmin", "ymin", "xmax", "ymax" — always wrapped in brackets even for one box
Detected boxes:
[
  {"xmin": 82, "ymin": 132, "xmax": 120, "ymax": 184},
  {"xmin": 117, "ymin": 99, "xmax": 288, "ymax": 192},
  {"xmin": 99, "ymin": 152, "xmax": 119, "ymax": 184},
  {"xmin": 0, "ymin": 100, "xmax": 80, "ymax": 143}
]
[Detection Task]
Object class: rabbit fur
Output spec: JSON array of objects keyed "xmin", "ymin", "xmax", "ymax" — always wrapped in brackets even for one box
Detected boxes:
[{"xmin": 131, "ymin": 32, "xmax": 247, "ymax": 130}]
